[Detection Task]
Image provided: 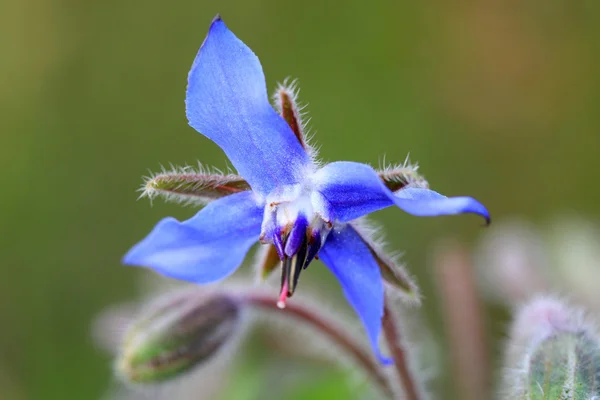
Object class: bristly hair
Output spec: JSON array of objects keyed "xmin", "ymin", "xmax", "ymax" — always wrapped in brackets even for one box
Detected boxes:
[
  {"xmin": 378, "ymin": 155, "xmax": 429, "ymax": 192},
  {"xmin": 499, "ymin": 296, "xmax": 600, "ymax": 400},
  {"xmin": 139, "ymin": 162, "xmax": 250, "ymax": 207},
  {"xmin": 272, "ymin": 78, "xmax": 321, "ymax": 163},
  {"xmin": 350, "ymin": 217, "xmax": 421, "ymax": 306}
]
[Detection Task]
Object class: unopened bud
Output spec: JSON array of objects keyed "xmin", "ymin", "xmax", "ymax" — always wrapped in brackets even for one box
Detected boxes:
[
  {"xmin": 502, "ymin": 297, "xmax": 600, "ymax": 399},
  {"xmin": 116, "ymin": 289, "xmax": 241, "ymax": 384},
  {"xmin": 528, "ymin": 333, "xmax": 600, "ymax": 399}
]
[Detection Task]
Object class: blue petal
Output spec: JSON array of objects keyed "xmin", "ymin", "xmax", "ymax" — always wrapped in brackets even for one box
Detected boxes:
[
  {"xmin": 313, "ymin": 161, "xmax": 490, "ymax": 224},
  {"xmin": 123, "ymin": 191, "xmax": 263, "ymax": 283},
  {"xmin": 319, "ymin": 225, "xmax": 392, "ymax": 364},
  {"xmin": 186, "ymin": 16, "xmax": 311, "ymax": 196}
]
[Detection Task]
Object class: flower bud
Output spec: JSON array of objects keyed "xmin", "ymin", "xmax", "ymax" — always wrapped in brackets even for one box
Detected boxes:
[
  {"xmin": 502, "ymin": 297, "xmax": 600, "ymax": 399},
  {"xmin": 527, "ymin": 333, "xmax": 600, "ymax": 399},
  {"xmin": 116, "ymin": 289, "xmax": 241, "ymax": 384}
]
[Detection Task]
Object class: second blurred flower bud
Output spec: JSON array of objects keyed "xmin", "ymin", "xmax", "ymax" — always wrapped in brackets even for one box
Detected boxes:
[
  {"xmin": 502, "ymin": 297, "xmax": 600, "ymax": 400},
  {"xmin": 116, "ymin": 288, "xmax": 241, "ymax": 384}
]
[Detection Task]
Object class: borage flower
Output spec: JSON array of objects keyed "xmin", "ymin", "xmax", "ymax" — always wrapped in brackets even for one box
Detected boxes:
[{"xmin": 123, "ymin": 16, "xmax": 489, "ymax": 363}]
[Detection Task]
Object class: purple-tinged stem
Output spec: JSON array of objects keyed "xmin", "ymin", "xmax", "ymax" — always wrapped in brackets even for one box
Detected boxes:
[
  {"xmin": 382, "ymin": 296, "xmax": 421, "ymax": 400},
  {"xmin": 434, "ymin": 240, "xmax": 489, "ymax": 400},
  {"xmin": 240, "ymin": 292, "xmax": 395, "ymax": 399}
]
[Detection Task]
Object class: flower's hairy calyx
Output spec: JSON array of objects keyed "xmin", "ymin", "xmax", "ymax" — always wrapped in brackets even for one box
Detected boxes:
[
  {"xmin": 378, "ymin": 162, "xmax": 429, "ymax": 193},
  {"xmin": 273, "ymin": 79, "xmax": 318, "ymax": 160},
  {"xmin": 274, "ymin": 81, "xmax": 304, "ymax": 148},
  {"xmin": 140, "ymin": 165, "xmax": 250, "ymax": 206},
  {"xmin": 352, "ymin": 220, "xmax": 421, "ymax": 304}
]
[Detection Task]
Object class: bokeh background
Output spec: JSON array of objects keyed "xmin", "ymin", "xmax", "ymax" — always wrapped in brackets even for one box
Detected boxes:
[{"xmin": 3, "ymin": 0, "xmax": 600, "ymax": 399}]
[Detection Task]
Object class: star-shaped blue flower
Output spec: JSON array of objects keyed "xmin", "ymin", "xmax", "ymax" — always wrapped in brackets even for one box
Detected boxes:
[{"xmin": 124, "ymin": 16, "xmax": 489, "ymax": 363}]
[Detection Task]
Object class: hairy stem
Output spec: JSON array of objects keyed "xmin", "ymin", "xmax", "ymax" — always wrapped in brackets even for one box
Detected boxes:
[
  {"xmin": 382, "ymin": 296, "xmax": 421, "ymax": 400},
  {"xmin": 240, "ymin": 292, "xmax": 395, "ymax": 399}
]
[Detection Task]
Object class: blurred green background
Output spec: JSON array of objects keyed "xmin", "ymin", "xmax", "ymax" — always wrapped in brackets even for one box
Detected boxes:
[{"xmin": 3, "ymin": 0, "xmax": 600, "ymax": 398}]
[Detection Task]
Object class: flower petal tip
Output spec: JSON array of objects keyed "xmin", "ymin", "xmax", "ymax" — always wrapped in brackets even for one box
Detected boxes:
[
  {"xmin": 121, "ymin": 246, "xmax": 147, "ymax": 268},
  {"xmin": 121, "ymin": 252, "xmax": 136, "ymax": 267},
  {"xmin": 186, "ymin": 13, "xmax": 311, "ymax": 195},
  {"xmin": 468, "ymin": 200, "xmax": 491, "ymax": 227},
  {"xmin": 483, "ymin": 214, "xmax": 492, "ymax": 227},
  {"xmin": 120, "ymin": 217, "xmax": 179, "ymax": 269},
  {"xmin": 206, "ymin": 14, "xmax": 226, "ymax": 42},
  {"xmin": 121, "ymin": 241, "xmax": 153, "ymax": 268},
  {"xmin": 121, "ymin": 192, "xmax": 263, "ymax": 284}
]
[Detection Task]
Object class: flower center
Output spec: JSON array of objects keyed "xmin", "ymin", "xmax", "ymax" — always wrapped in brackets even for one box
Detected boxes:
[{"xmin": 259, "ymin": 185, "xmax": 331, "ymax": 307}]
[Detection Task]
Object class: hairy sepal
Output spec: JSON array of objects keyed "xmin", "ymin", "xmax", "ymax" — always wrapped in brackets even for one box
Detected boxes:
[
  {"xmin": 272, "ymin": 79, "xmax": 319, "ymax": 160},
  {"xmin": 351, "ymin": 219, "xmax": 421, "ymax": 305},
  {"xmin": 378, "ymin": 160, "xmax": 429, "ymax": 193},
  {"xmin": 140, "ymin": 164, "xmax": 250, "ymax": 206}
]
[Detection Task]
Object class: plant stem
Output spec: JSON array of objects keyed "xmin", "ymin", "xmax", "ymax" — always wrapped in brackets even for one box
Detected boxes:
[
  {"xmin": 434, "ymin": 241, "xmax": 489, "ymax": 400},
  {"xmin": 382, "ymin": 296, "xmax": 420, "ymax": 400},
  {"xmin": 240, "ymin": 292, "xmax": 395, "ymax": 399}
]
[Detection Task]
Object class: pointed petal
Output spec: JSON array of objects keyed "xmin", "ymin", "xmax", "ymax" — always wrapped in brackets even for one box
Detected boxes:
[
  {"xmin": 394, "ymin": 187, "xmax": 490, "ymax": 223},
  {"xmin": 319, "ymin": 226, "xmax": 391, "ymax": 363},
  {"xmin": 123, "ymin": 191, "xmax": 263, "ymax": 283},
  {"xmin": 186, "ymin": 17, "xmax": 311, "ymax": 196},
  {"xmin": 313, "ymin": 161, "xmax": 489, "ymax": 224}
]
